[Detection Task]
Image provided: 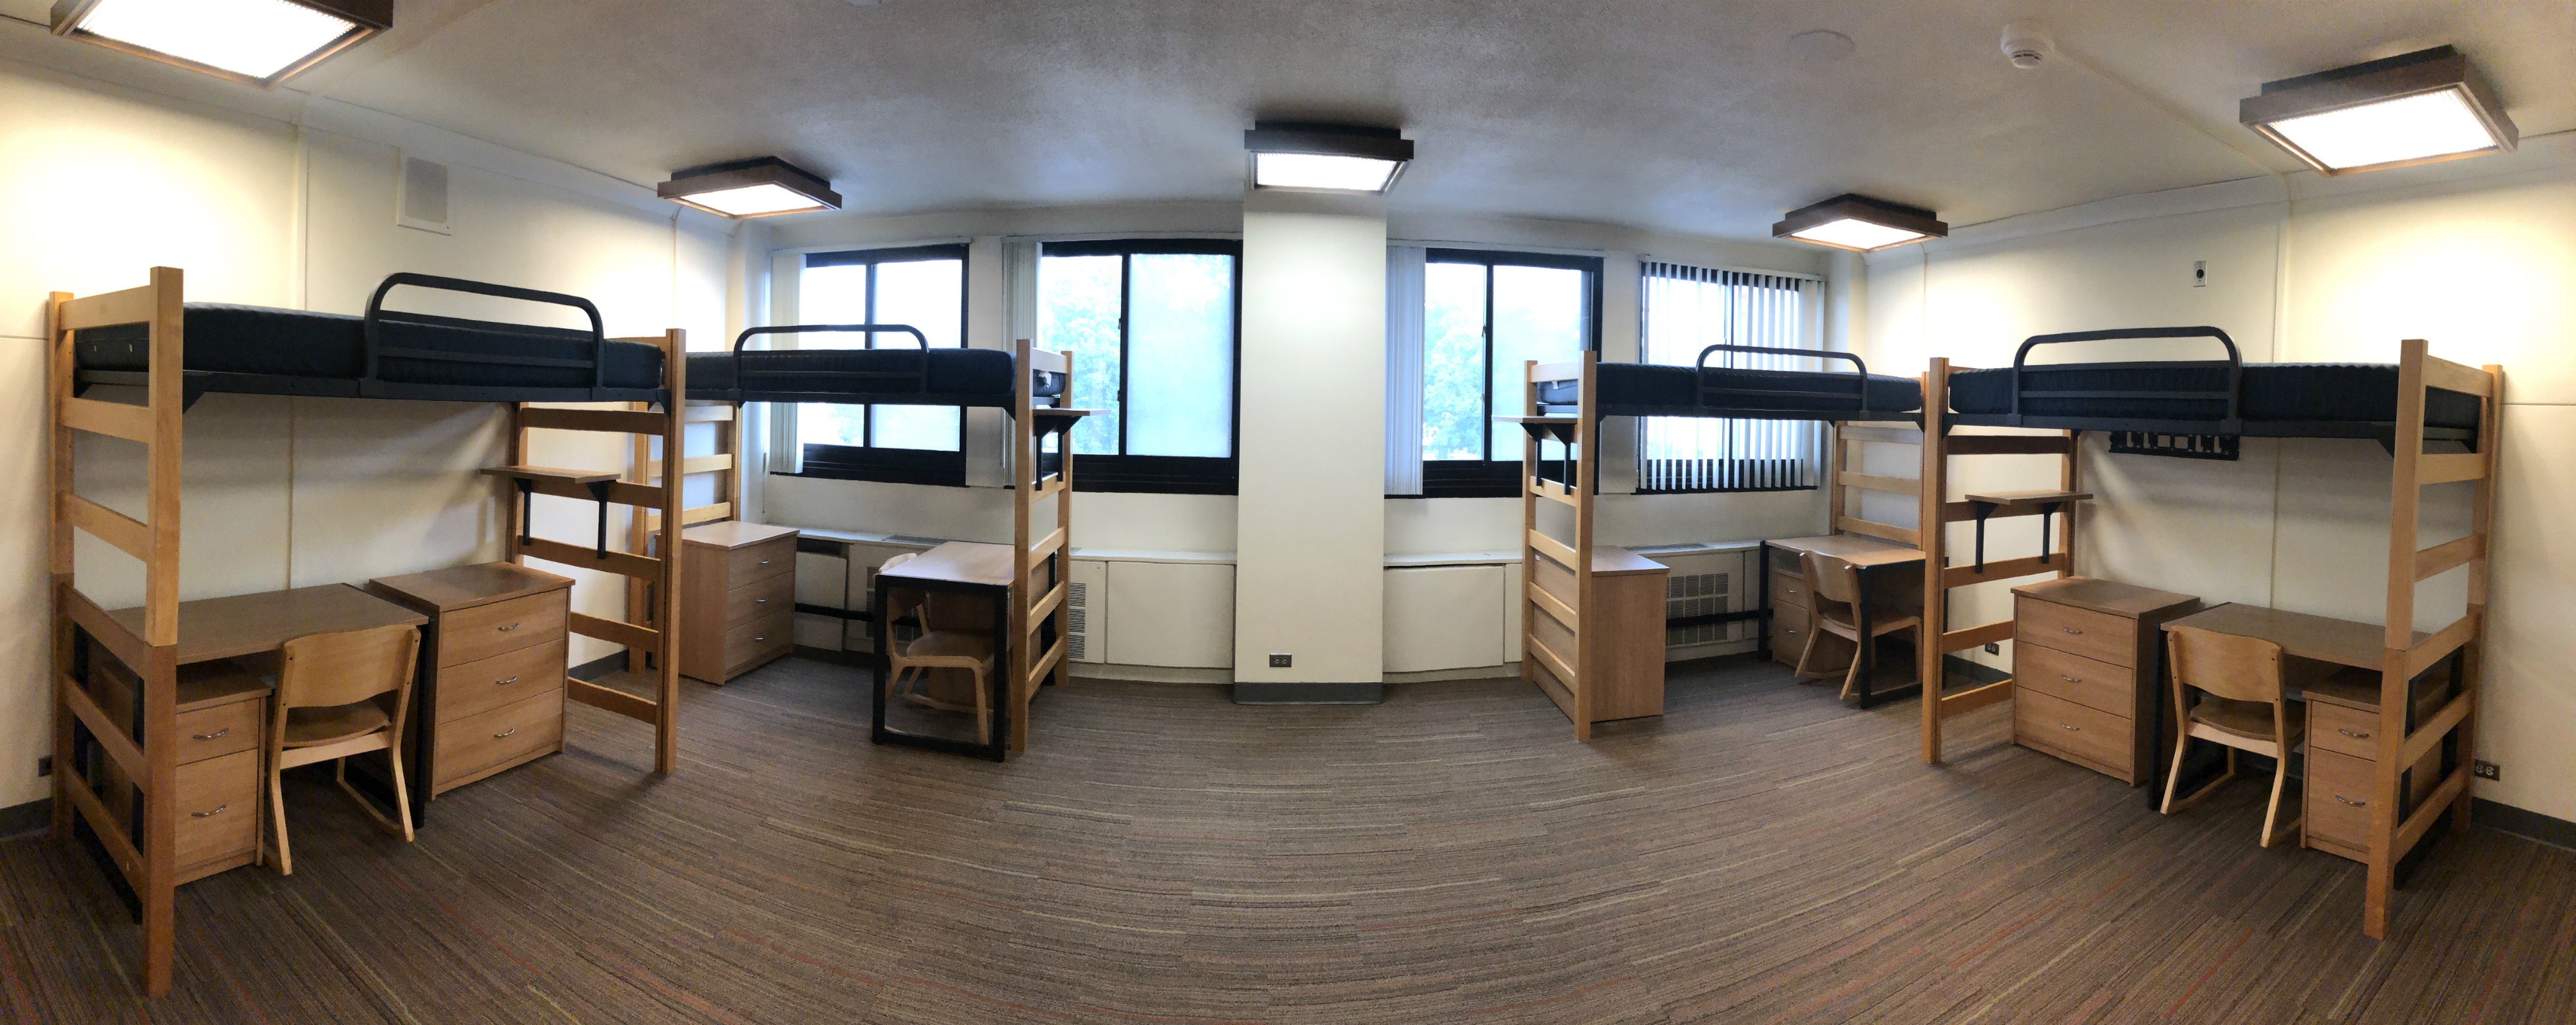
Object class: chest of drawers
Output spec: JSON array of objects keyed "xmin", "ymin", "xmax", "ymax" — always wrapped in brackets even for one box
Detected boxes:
[
  {"xmin": 2298, "ymin": 672, "xmax": 2450, "ymax": 863},
  {"xmin": 89, "ymin": 659, "xmax": 272, "ymax": 884},
  {"xmin": 367, "ymin": 563, "xmax": 572, "ymax": 810},
  {"xmin": 679, "ymin": 521, "xmax": 800, "ymax": 684},
  {"xmin": 2010, "ymin": 576, "xmax": 2202, "ymax": 784}
]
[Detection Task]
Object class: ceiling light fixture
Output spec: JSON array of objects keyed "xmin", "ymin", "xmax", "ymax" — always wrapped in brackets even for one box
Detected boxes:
[
  {"xmin": 657, "ymin": 157, "xmax": 842, "ymax": 218},
  {"xmin": 1243, "ymin": 121, "xmax": 1414, "ymax": 195},
  {"xmin": 2240, "ymin": 46, "xmax": 2518, "ymax": 176},
  {"xmin": 51, "ymin": 0, "xmax": 390, "ymax": 87},
  {"xmin": 1772, "ymin": 194, "xmax": 1947, "ymax": 252}
]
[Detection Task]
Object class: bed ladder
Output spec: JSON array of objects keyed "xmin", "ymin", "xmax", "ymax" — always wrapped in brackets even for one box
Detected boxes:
[
  {"xmin": 2363, "ymin": 340, "xmax": 2496, "ymax": 938},
  {"xmin": 495, "ymin": 330, "xmax": 688, "ymax": 775},
  {"xmin": 1917, "ymin": 357, "xmax": 2085, "ymax": 763},
  {"xmin": 1008, "ymin": 339, "xmax": 1085, "ymax": 752}
]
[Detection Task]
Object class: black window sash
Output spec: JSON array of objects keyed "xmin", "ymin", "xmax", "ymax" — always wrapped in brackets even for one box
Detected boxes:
[
  {"xmin": 1419, "ymin": 250, "xmax": 1603, "ymax": 486},
  {"xmin": 1037, "ymin": 238, "xmax": 1243, "ymax": 493},
  {"xmin": 800, "ymin": 244, "xmax": 971, "ymax": 451}
]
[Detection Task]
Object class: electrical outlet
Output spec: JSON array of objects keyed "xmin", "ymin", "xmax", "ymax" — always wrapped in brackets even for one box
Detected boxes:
[
  {"xmin": 2473, "ymin": 760, "xmax": 2500, "ymax": 781},
  {"xmin": 1268, "ymin": 653, "xmax": 1292, "ymax": 668},
  {"xmin": 1984, "ymin": 643, "xmax": 2001, "ymax": 655},
  {"xmin": 2192, "ymin": 260, "xmax": 2207, "ymax": 288},
  {"xmin": 36, "ymin": 755, "xmax": 50, "ymax": 778}
]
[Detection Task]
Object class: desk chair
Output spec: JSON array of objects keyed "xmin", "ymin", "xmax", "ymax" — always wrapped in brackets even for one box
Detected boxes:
[
  {"xmin": 1796, "ymin": 551, "xmax": 1921, "ymax": 700},
  {"xmin": 264, "ymin": 623, "xmax": 421, "ymax": 875},
  {"xmin": 2160, "ymin": 625, "xmax": 2304, "ymax": 847},
  {"xmin": 879, "ymin": 553, "xmax": 997, "ymax": 745}
]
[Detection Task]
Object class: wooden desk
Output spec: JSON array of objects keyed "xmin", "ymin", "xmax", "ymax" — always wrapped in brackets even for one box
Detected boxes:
[
  {"xmin": 2161, "ymin": 603, "xmax": 2428, "ymax": 670},
  {"xmin": 872, "ymin": 541, "xmax": 1016, "ymax": 761},
  {"xmin": 1764, "ymin": 535, "xmax": 1925, "ymax": 708},
  {"xmin": 105, "ymin": 584, "xmax": 427, "ymax": 665}
]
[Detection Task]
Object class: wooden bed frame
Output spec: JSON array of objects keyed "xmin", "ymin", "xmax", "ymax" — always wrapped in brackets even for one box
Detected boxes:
[
  {"xmin": 1912, "ymin": 342, "xmax": 2498, "ymax": 938},
  {"xmin": 47, "ymin": 267, "xmax": 686, "ymax": 994},
  {"xmin": 1512, "ymin": 352, "xmax": 1924, "ymax": 740},
  {"xmin": 682, "ymin": 335, "xmax": 1081, "ymax": 754}
]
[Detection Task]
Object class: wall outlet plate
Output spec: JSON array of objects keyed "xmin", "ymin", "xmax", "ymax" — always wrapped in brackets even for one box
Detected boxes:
[
  {"xmin": 1269, "ymin": 653, "xmax": 1291, "ymax": 668},
  {"xmin": 2473, "ymin": 760, "xmax": 2500, "ymax": 781},
  {"xmin": 36, "ymin": 755, "xmax": 50, "ymax": 778},
  {"xmin": 1984, "ymin": 642, "xmax": 2001, "ymax": 655}
]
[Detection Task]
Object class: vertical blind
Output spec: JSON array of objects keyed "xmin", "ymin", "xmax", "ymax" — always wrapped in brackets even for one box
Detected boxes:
[{"xmin": 1637, "ymin": 262, "xmax": 1823, "ymax": 493}]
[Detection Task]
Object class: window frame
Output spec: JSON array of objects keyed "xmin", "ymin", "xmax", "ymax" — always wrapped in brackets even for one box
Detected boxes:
[
  {"xmin": 1416, "ymin": 248, "xmax": 1604, "ymax": 499},
  {"xmin": 788, "ymin": 243, "xmax": 973, "ymax": 484},
  {"xmin": 1038, "ymin": 237, "xmax": 1244, "ymax": 495},
  {"xmin": 1633, "ymin": 264, "xmax": 1825, "ymax": 496}
]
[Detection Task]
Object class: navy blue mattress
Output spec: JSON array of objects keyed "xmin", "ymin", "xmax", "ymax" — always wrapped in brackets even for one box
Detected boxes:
[
  {"xmin": 1948, "ymin": 364, "xmax": 2480, "ymax": 431},
  {"xmin": 73, "ymin": 303, "xmax": 665, "ymax": 392},
  {"xmin": 1538, "ymin": 363, "xmax": 1922, "ymax": 419},
  {"xmin": 688, "ymin": 349, "xmax": 1063, "ymax": 406}
]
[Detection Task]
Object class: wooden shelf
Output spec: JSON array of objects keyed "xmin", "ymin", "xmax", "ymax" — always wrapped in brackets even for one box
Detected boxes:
[
  {"xmin": 1962, "ymin": 488, "xmax": 2093, "ymax": 509},
  {"xmin": 480, "ymin": 466, "xmax": 619, "ymax": 487}
]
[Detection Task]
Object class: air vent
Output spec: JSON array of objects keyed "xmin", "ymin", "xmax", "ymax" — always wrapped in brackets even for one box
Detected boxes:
[
  {"xmin": 397, "ymin": 154, "xmax": 451, "ymax": 235},
  {"xmin": 1066, "ymin": 581, "xmax": 1089, "ymax": 661},
  {"xmin": 1666, "ymin": 571, "xmax": 1734, "ymax": 647}
]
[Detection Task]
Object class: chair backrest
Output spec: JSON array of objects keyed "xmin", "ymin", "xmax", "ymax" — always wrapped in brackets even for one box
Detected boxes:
[
  {"xmin": 2163, "ymin": 625, "xmax": 2282, "ymax": 704},
  {"xmin": 1803, "ymin": 551, "xmax": 1861, "ymax": 621},
  {"xmin": 878, "ymin": 552, "xmax": 993, "ymax": 634},
  {"xmin": 278, "ymin": 624, "xmax": 421, "ymax": 712}
]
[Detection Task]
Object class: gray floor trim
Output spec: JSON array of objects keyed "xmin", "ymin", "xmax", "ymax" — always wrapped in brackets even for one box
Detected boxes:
[
  {"xmin": 0, "ymin": 798, "xmax": 48, "ymax": 841},
  {"xmin": 2475, "ymin": 798, "xmax": 2576, "ymax": 852},
  {"xmin": 1232, "ymin": 682, "xmax": 1386, "ymax": 705}
]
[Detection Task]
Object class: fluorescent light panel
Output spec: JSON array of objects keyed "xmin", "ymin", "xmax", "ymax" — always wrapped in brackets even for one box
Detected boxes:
[
  {"xmin": 2241, "ymin": 46, "xmax": 2517, "ymax": 175},
  {"xmin": 1252, "ymin": 153, "xmax": 1403, "ymax": 192},
  {"xmin": 1242, "ymin": 122, "xmax": 1414, "ymax": 195},
  {"xmin": 54, "ymin": 0, "xmax": 388, "ymax": 86},
  {"xmin": 658, "ymin": 158, "xmax": 842, "ymax": 219},
  {"xmin": 1772, "ymin": 194, "xmax": 1946, "ymax": 252}
]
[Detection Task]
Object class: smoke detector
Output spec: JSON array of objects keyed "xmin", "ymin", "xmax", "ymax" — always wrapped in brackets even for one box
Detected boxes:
[{"xmin": 2000, "ymin": 21, "xmax": 2055, "ymax": 70}]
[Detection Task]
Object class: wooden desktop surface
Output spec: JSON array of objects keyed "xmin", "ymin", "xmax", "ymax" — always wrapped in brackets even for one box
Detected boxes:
[
  {"xmin": 881, "ymin": 541, "xmax": 1016, "ymax": 588},
  {"xmin": 1768, "ymin": 533, "xmax": 1923, "ymax": 568},
  {"xmin": 107, "ymin": 584, "xmax": 427, "ymax": 665},
  {"xmin": 367, "ymin": 562, "xmax": 570, "ymax": 613},
  {"xmin": 2163, "ymin": 602, "xmax": 2428, "ymax": 672}
]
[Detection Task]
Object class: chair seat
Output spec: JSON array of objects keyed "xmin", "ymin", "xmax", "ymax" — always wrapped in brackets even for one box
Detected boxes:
[
  {"xmin": 284, "ymin": 700, "xmax": 390, "ymax": 747},
  {"xmin": 905, "ymin": 629, "xmax": 996, "ymax": 663},
  {"xmin": 1818, "ymin": 613, "xmax": 1921, "ymax": 640},
  {"xmin": 2191, "ymin": 696, "xmax": 2303, "ymax": 743}
]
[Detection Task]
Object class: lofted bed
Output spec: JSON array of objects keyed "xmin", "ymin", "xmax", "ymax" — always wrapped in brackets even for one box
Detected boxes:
[
  {"xmin": 1913, "ymin": 327, "xmax": 2497, "ymax": 939},
  {"xmin": 1511, "ymin": 343, "xmax": 1927, "ymax": 739},
  {"xmin": 50, "ymin": 268, "xmax": 688, "ymax": 994},
  {"xmin": 686, "ymin": 326, "xmax": 1087, "ymax": 757}
]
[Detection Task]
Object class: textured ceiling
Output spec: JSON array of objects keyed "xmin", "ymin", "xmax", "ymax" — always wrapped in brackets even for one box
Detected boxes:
[{"xmin": 154, "ymin": 1, "xmax": 2576, "ymax": 237}]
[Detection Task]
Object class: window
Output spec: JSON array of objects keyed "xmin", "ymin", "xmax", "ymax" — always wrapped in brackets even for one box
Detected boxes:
[
  {"xmin": 792, "ymin": 244, "xmax": 970, "ymax": 485},
  {"xmin": 1037, "ymin": 239, "xmax": 1240, "ymax": 494},
  {"xmin": 1419, "ymin": 249, "xmax": 1600, "ymax": 498},
  {"xmin": 1637, "ymin": 262, "xmax": 1823, "ymax": 493}
]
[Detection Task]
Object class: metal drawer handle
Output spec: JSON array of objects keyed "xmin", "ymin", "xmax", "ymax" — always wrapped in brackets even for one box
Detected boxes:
[
  {"xmin": 2060, "ymin": 626, "xmax": 2084, "ymax": 635},
  {"xmin": 2337, "ymin": 728, "xmax": 2369, "ymax": 739},
  {"xmin": 191, "ymin": 806, "xmax": 226, "ymax": 818},
  {"xmin": 2334, "ymin": 795, "xmax": 2367, "ymax": 807},
  {"xmin": 498, "ymin": 622, "xmax": 521, "ymax": 632},
  {"xmin": 753, "ymin": 635, "xmax": 769, "ymax": 642},
  {"xmin": 759, "ymin": 559, "xmax": 772, "ymax": 565},
  {"xmin": 191, "ymin": 727, "xmax": 229, "ymax": 741},
  {"xmin": 755, "ymin": 598, "xmax": 769, "ymax": 603},
  {"xmin": 2061, "ymin": 723, "xmax": 2078, "ymax": 731},
  {"xmin": 497, "ymin": 676, "xmax": 520, "ymax": 686},
  {"xmin": 2059, "ymin": 675, "xmax": 2080, "ymax": 683},
  {"xmin": 495, "ymin": 728, "xmax": 518, "ymax": 739}
]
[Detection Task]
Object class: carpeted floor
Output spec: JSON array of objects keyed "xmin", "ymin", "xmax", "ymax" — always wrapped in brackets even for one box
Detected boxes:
[{"xmin": 1, "ymin": 654, "xmax": 2569, "ymax": 1024}]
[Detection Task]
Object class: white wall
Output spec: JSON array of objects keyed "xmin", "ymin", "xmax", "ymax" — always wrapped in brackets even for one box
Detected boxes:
[
  {"xmin": 0, "ymin": 58, "xmax": 731, "ymax": 810},
  {"xmin": 1236, "ymin": 191, "xmax": 1389, "ymax": 686},
  {"xmin": 1860, "ymin": 138, "xmax": 2576, "ymax": 820}
]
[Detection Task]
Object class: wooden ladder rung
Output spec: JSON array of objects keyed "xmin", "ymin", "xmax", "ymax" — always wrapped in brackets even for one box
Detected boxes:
[
  {"xmin": 521, "ymin": 537, "xmax": 663, "ymax": 581},
  {"xmin": 570, "ymin": 612, "xmax": 659, "ymax": 651},
  {"xmin": 60, "ymin": 773, "xmax": 145, "ymax": 888},
  {"xmin": 1939, "ymin": 621, "xmax": 2014, "ymax": 653},
  {"xmin": 63, "ymin": 493, "xmax": 151, "ymax": 562},
  {"xmin": 1937, "ymin": 678, "xmax": 2014, "ymax": 718},
  {"xmin": 2412, "ymin": 535, "xmax": 2483, "ymax": 582},
  {"xmin": 62, "ymin": 396, "xmax": 154, "ymax": 443},
  {"xmin": 2416, "ymin": 453, "xmax": 2485, "ymax": 486},
  {"xmin": 567, "ymin": 678, "xmax": 659, "ymax": 724},
  {"xmin": 1526, "ymin": 584, "xmax": 1577, "ymax": 629}
]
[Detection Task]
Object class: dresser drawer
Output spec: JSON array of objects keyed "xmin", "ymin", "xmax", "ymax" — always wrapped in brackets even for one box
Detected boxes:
[
  {"xmin": 724, "ymin": 537, "xmax": 796, "ymax": 592},
  {"xmin": 1770, "ymin": 569, "xmax": 1812, "ymax": 610},
  {"xmin": 177, "ymin": 699, "xmax": 262, "ymax": 766},
  {"xmin": 728, "ymin": 572, "xmax": 796, "ymax": 629},
  {"xmin": 437, "ymin": 637, "xmax": 566, "ymax": 724},
  {"xmin": 2017, "ymin": 596, "xmax": 2134, "ymax": 667},
  {"xmin": 2309, "ymin": 700, "xmax": 2384, "ymax": 761},
  {"xmin": 435, "ymin": 688, "xmax": 564, "ymax": 788},
  {"xmin": 2015, "ymin": 686, "xmax": 2135, "ymax": 779},
  {"xmin": 174, "ymin": 749, "xmax": 259, "ymax": 877},
  {"xmin": 725, "ymin": 610, "xmax": 795, "ymax": 673},
  {"xmin": 2304, "ymin": 747, "xmax": 2377, "ymax": 859},
  {"xmin": 439, "ymin": 591, "xmax": 568, "ymax": 667},
  {"xmin": 1770, "ymin": 600, "xmax": 1813, "ymax": 665},
  {"xmin": 2012, "ymin": 642, "xmax": 2135, "ymax": 720}
]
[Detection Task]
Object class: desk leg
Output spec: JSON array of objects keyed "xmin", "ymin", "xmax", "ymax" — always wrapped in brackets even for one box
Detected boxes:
[
  {"xmin": 870, "ymin": 572, "xmax": 890, "ymax": 747},
  {"xmin": 1854, "ymin": 565, "xmax": 1876, "ymax": 706},
  {"xmin": 993, "ymin": 587, "xmax": 1013, "ymax": 761}
]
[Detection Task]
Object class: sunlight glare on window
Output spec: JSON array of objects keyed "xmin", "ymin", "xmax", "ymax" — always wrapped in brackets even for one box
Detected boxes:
[
  {"xmin": 868, "ymin": 258, "xmax": 964, "ymax": 450},
  {"xmin": 1420, "ymin": 262, "xmax": 1488, "ymax": 462},
  {"xmin": 1126, "ymin": 254, "xmax": 1235, "ymax": 457},
  {"xmin": 1038, "ymin": 255, "xmax": 1124, "ymax": 455}
]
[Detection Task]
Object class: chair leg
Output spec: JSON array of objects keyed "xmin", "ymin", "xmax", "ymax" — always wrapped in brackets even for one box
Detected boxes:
[
  {"xmin": 1792, "ymin": 627, "xmax": 1822, "ymax": 682},
  {"xmin": 389, "ymin": 745, "xmax": 415, "ymax": 843},
  {"xmin": 268, "ymin": 761, "xmax": 292, "ymax": 876},
  {"xmin": 1837, "ymin": 639, "xmax": 1864, "ymax": 701},
  {"xmin": 335, "ymin": 755, "xmax": 407, "ymax": 841},
  {"xmin": 973, "ymin": 666, "xmax": 991, "ymax": 747},
  {"xmin": 2259, "ymin": 750, "xmax": 2300, "ymax": 849},
  {"xmin": 2160, "ymin": 733, "xmax": 2190, "ymax": 813}
]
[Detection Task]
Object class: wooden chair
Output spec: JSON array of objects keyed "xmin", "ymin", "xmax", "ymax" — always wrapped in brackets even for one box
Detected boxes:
[
  {"xmin": 2159, "ymin": 625, "xmax": 2305, "ymax": 847},
  {"xmin": 264, "ymin": 624, "xmax": 421, "ymax": 875},
  {"xmin": 879, "ymin": 553, "xmax": 997, "ymax": 745},
  {"xmin": 1795, "ymin": 551, "xmax": 1921, "ymax": 700}
]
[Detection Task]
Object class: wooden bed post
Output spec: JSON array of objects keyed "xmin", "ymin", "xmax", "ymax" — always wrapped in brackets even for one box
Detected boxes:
[
  {"xmin": 1006, "ymin": 338, "xmax": 1079, "ymax": 753},
  {"xmin": 47, "ymin": 290, "xmax": 75, "ymax": 844},
  {"xmin": 1519, "ymin": 364, "xmax": 1540, "ymax": 695},
  {"xmin": 652, "ymin": 330, "xmax": 685, "ymax": 773},
  {"xmin": 1919, "ymin": 362, "xmax": 1949, "ymax": 764},
  {"xmin": 1010, "ymin": 339, "xmax": 1034, "ymax": 753},
  {"xmin": 1572, "ymin": 352, "xmax": 1598, "ymax": 742}
]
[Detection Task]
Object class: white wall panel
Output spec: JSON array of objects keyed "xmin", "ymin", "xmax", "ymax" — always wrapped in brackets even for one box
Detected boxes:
[
  {"xmin": 1106, "ymin": 561, "xmax": 1234, "ymax": 668},
  {"xmin": 1383, "ymin": 565, "xmax": 1505, "ymax": 672}
]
